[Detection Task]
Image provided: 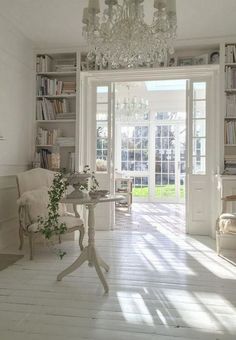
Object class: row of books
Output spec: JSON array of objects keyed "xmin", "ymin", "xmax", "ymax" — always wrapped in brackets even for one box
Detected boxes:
[
  {"xmin": 225, "ymin": 44, "xmax": 236, "ymax": 63},
  {"xmin": 226, "ymin": 94, "xmax": 236, "ymax": 117},
  {"xmin": 36, "ymin": 128, "xmax": 61, "ymax": 146},
  {"xmin": 37, "ymin": 149, "xmax": 52, "ymax": 169},
  {"xmin": 225, "ymin": 66, "xmax": 236, "ymax": 89},
  {"xmin": 36, "ymin": 55, "xmax": 52, "ymax": 73},
  {"xmin": 37, "ymin": 76, "xmax": 76, "ymax": 96},
  {"xmin": 36, "ymin": 98, "xmax": 72, "ymax": 120},
  {"xmin": 225, "ymin": 121, "xmax": 236, "ymax": 144},
  {"xmin": 34, "ymin": 150, "xmax": 75, "ymax": 171}
]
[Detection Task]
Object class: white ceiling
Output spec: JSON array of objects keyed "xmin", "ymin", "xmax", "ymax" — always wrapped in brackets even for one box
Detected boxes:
[{"xmin": 0, "ymin": 0, "xmax": 236, "ymax": 47}]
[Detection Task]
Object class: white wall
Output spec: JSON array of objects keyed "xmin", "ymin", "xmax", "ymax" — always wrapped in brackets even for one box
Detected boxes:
[{"xmin": 0, "ymin": 14, "xmax": 34, "ymax": 250}]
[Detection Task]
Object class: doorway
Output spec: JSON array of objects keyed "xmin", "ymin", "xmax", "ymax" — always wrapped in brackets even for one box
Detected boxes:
[
  {"xmin": 82, "ymin": 67, "xmax": 217, "ymax": 235},
  {"xmin": 114, "ymin": 80, "xmax": 186, "ymax": 203}
]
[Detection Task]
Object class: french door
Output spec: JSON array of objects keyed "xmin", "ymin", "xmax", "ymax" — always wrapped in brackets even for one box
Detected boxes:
[
  {"xmin": 117, "ymin": 120, "xmax": 186, "ymax": 203},
  {"xmin": 84, "ymin": 75, "xmax": 213, "ymax": 234},
  {"xmin": 151, "ymin": 121, "xmax": 186, "ymax": 202}
]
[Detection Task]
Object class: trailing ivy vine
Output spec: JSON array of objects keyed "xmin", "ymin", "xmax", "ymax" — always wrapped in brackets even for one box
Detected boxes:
[{"xmin": 38, "ymin": 171, "xmax": 68, "ymax": 259}]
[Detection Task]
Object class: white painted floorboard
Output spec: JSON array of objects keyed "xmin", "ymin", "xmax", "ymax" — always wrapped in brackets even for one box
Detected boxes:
[{"xmin": 0, "ymin": 203, "xmax": 236, "ymax": 340}]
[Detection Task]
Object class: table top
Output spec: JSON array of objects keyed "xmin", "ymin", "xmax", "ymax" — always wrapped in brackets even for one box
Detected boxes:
[{"xmin": 61, "ymin": 194, "xmax": 125, "ymax": 205}]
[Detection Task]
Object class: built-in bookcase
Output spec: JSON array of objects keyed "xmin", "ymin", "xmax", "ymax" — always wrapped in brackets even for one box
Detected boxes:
[
  {"xmin": 223, "ymin": 43, "xmax": 236, "ymax": 174},
  {"xmin": 34, "ymin": 51, "xmax": 78, "ymax": 172}
]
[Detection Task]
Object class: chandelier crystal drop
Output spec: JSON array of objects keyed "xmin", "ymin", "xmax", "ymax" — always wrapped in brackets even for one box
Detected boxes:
[{"xmin": 82, "ymin": 0, "xmax": 177, "ymax": 69}]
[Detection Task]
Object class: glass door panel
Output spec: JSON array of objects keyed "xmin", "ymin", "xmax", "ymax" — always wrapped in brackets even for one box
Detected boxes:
[
  {"xmin": 155, "ymin": 123, "xmax": 185, "ymax": 201},
  {"xmin": 120, "ymin": 125, "xmax": 149, "ymax": 198}
]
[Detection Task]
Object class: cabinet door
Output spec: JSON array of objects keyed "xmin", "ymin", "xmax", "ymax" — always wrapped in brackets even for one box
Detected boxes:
[{"xmin": 186, "ymin": 79, "xmax": 211, "ymax": 235}]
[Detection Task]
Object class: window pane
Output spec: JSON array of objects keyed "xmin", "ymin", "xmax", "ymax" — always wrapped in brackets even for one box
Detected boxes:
[
  {"xmin": 96, "ymin": 86, "xmax": 108, "ymax": 103},
  {"xmin": 193, "ymin": 138, "xmax": 206, "ymax": 157},
  {"xmin": 96, "ymin": 159, "xmax": 107, "ymax": 172},
  {"xmin": 193, "ymin": 156, "xmax": 206, "ymax": 174},
  {"xmin": 132, "ymin": 177, "xmax": 149, "ymax": 197},
  {"xmin": 193, "ymin": 119, "xmax": 206, "ymax": 137},
  {"xmin": 155, "ymin": 112, "xmax": 186, "ymax": 120},
  {"xmin": 135, "ymin": 150, "xmax": 141, "ymax": 161},
  {"xmin": 193, "ymin": 82, "xmax": 206, "ymax": 100},
  {"xmin": 97, "ymin": 124, "xmax": 108, "ymax": 138},
  {"xmin": 193, "ymin": 101, "xmax": 206, "ymax": 118},
  {"xmin": 97, "ymin": 103, "xmax": 108, "ymax": 116}
]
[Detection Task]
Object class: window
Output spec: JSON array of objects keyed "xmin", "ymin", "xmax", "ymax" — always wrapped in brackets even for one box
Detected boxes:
[{"xmin": 192, "ymin": 82, "xmax": 206, "ymax": 174}]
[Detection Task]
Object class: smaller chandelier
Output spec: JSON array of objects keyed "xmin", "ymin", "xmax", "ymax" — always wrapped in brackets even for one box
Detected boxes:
[
  {"xmin": 82, "ymin": 0, "xmax": 177, "ymax": 69},
  {"xmin": 116, "ymin": 85, "xmax": 150, "ymax": 120}
]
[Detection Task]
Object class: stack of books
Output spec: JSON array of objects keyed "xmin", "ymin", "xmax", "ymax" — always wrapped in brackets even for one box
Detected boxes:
[
  {"xmin": 56, "ymin": 137, "xmax": 75, "ymax": 147},
  {"xmin": 56, "ymin": 113, "xmax": 76, "ymax": 120},
  {"xmin": 54, "ymin": 59, "xmax": 76, "ymax": 72},
  {"xmin": 225, "ymin": 155, "xmax": 236, "ymax": 164},
  {"xmin": 224, "ymin": 155, "xmax": 236, "ymax": 174},
  {"xmin": 63, "ymin": 81, "xmax": 76, "ymax": 94}
]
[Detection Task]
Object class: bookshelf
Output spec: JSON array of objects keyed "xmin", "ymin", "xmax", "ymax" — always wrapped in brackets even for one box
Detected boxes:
[
  {"xmin": 34, "ymin": 50, "xmax": 79, "ymax": 172},
  {"xmin": 223, "ymin": 43, "xmax": 236, "ymax": 175}
]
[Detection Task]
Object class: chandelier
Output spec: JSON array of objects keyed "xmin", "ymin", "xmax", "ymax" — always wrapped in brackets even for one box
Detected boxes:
[
  {"xmin": 82, "ymin": 0, "xmax": 177, "ymax": 69},
  {"xmin": 115, "ymin": 85, "xmax": 150, "ymax": 120}
]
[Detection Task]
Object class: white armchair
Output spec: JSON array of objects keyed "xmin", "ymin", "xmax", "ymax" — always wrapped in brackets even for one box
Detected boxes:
[
  {"xmin": 216, "ymin": 195, "xmax": 236, "ymax": 255},
  {"xmin": 16, "ymin": 168, "xmax": 85, "ymax": 260}
]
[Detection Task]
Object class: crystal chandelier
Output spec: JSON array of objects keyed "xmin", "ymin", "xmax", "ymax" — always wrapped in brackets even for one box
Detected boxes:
[
  {"xmin": 116, "ymin": 85, "xmax": 150, "ymax": 121},
  {"xmin": 82, "ymin": 0, "xmax": 177, "ymax": 69}
]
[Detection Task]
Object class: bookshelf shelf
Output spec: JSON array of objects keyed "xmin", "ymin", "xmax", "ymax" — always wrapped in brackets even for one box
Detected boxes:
[
  {"xmin": 37, "ymin": 95, "xmax": 76, "ymax": 99},
  {"xmin": 36, "ymin": 119, "xmax": 76, "ymax": 123},
  {"xmin": 34, "ymin": 50, "xmax": 78, "ymax": 171},
  {"xmin": 37, "ymin": 71, "xmax": 76, "ymax": 76},
  {"xmin": 225, "ymin": 63, "xmax": 236, "ymax": 67},
  {"xmin": 225, "ymin": 89, "xmax": 236, "ymax": 92}
]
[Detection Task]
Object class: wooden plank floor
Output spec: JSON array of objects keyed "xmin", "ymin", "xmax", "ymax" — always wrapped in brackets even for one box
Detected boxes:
[{"xmin": 1, "ymin": 203, "xmax": 236, "ymax": 340}]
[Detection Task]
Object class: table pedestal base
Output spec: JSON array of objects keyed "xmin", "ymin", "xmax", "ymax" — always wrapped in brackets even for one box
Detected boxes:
[{"xmin": 57, "ymin": 245, "xmax": 110, "ymax": 293}]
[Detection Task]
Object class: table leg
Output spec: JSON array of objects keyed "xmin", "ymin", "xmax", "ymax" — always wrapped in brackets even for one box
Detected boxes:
[
  {"xmin": 98, "ymin": 256, "xmax": 110, "ymax": 273},
  {"xmin": 57, "ymin": 203, "xmax": 110, "ymax": 293},
  {"xmin": 57, "ymin": 247, "xmax": 88, "ymax": 281},
  {"xmin": 91, "ymin": 247, "xmax": 109, "ymax": 293}
]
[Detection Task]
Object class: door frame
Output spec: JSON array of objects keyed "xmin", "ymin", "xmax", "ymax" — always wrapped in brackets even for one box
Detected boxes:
[{"xmin": 80, "ymin": 65, "xmax": 219, "ymax": 236}]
